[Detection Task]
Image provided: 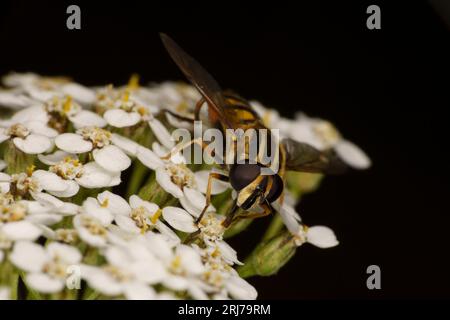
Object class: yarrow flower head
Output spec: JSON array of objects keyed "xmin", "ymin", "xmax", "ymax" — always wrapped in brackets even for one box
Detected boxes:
[{"xmin": 0, "ymin": 72, "xmax": 370, "ymax": 300}]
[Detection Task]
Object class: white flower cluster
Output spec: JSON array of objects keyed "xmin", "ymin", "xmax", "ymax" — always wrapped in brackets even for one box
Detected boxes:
[{"xmin": 0, "ymin": 72, "xmax": 370, "ymax": 300}]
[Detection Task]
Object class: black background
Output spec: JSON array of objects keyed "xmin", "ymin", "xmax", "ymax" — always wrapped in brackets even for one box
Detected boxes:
[{"xmin": 0, "ymin": 1, "xmax": 449, "ymax": 299}]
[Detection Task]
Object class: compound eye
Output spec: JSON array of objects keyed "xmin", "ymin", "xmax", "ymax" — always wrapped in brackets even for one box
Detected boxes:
[
  {"xmin": 229, "ymin": 163, "xmax": 262, "ymax": 191},
  {"xmin": 265, "ymin": 174, "xmax": 284, "ymax": 203}
]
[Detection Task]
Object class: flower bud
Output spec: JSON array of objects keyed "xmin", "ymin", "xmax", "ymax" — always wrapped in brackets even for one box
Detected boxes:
[{"xmin": 238, "ymin": 231, "xmax": 297, "ymax": 278}]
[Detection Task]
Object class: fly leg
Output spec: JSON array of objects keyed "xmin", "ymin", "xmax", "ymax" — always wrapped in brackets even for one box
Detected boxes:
[{"xmin": 195, "ymin": 172, "xmax": 229, "ymax": 224}]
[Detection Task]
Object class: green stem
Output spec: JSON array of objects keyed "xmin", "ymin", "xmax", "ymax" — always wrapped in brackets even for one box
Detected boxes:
[
  {"xmin": 261, "ymin": 214, "xmax": 284, "ymax": 242},
  {"xmin": 82, "ymin": 287, "xmax": 100, "ymax": 300},
  {"xmin": 5, "ymin": 141, "xmax": 35, "ymax": 174},
  {"xmin": 9, "ymin": 272, "xmax": 18, "ymax": 300},
  {"xmin": 0, "ymin": 259, "xmax": 20, "ymax": 299},
  {"xmin": 126, "ymin": 161, "xmax": 149, "ymax": 198}
]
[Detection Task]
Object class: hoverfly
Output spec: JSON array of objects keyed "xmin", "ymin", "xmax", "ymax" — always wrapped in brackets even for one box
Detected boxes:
[{"xmin": 160, "ymin": 33, "xmax": 346, "ymax": 227}]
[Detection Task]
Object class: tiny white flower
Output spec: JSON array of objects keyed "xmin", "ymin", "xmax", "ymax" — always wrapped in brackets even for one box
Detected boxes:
[
  {"xmin": 38, "ymin": 155, "xmax": 117, "ymax": 193},
  {"xmin": 155, "ymin": 163, "xmax": 198, "ymax": 199},
  {"xmin": 0, "ymin": 123, "xmax": 53, "ymax": 154},
  {"xmin": 81, "ymin": 242, "xmax": 166, "ymax": 299},
  {"xmin": 0, "ymin": 89, "xmax": 36, "ymax": 109},
  {"xmin": 55, "ymin": 127, "xmax": 133, "ymax": 172},
  {"xmin": 3, "ymin": 72, "xmax": 96, "ymax": 106},
  {"xmin": 96, "ymin": 191, "xmax": 176, "ymax": 240},
  {"xmin": 158, "ymin": 243, "xmax": 206, "ymax": 292},
  {"xmin": 0, "ymin": 106, "xmax": 48, "ymax": 132},
  {"xmin": 275, "ymin": 201, "xmax": 338, "ymax": 248},
  {"xmin": 10, "ymin": 241, "xmax": 82, "ymax": 294},
  {"xmin": 41, "ymin": 95, "xmax": 106, "ymax": 132},
  {"xmin": 76, "ymin": 162, "xmax": 121, "ymax": 188},
  {"xmin": 3, "ymin": 168, "xmax": 86, "ymax": 201},
  {"xmin": 302, "ymin": 226, "xmax": 339, "ymax": 248},
  {"xmin": 73, "ymin": 213, "xmax": 110, "ymax": 248},
  {"xmin": 104, "ymin": 93, "xmax": 150, "ymax": 128},
  {"xmin": 82, "ymin": 197, "xmax": 114, "ymax": 226},
  {"xmin": 32, "ymin": 169, "xmax": 79, "ymax": 198}
]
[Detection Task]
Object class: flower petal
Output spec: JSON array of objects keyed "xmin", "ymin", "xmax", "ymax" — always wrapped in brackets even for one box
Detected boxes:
[
  {"xmin": 115, "ymin": 215, "xmax": 140, "ymax": 234},
  {"xmin": 30, "ymin": 191, "xmax": 64, "ymax": 209},
  {"xmin": 155, "ymin": 167, "xmax": 183, "ymax": 198},
  {"xmin": 111, "ymin": 134, "xmax": 140, "ymax": 156},
  {"xmin": 179, "ymin": 187, "xmax": 214, "ymax": 218},
  {"xmin": 97, "ymin": 191, "xmax": 131, "ymax": 216},
  {"xmin": 148, "ymin": 118, "xmax": 174, "ymax": 149},
  {"xmin": 69, "ymin": 110, "xmax": 107, "ymax": 129},
  {"xmin": 335, "ymin": 139, "xmax": 371, "ymax": 169},
  {"xmin": 104, "ymin": 109, "xmax": 141, "ymax": 128},
  {"xmin": 10, "ymin": 241, "xmax": 48, "ymax": 272},
  {"xmin": 0, "ymin": 91, "xmax": 33, "ymax": 109},
  {"xmin": 82, "ymin": 197, "xmax": 114, "ymax": 226},
  {"xmin": 26, "ymin": 213, "xmax": 62, "ymax": 226},
  {"xmin": 216, "ymin": 240, "xmax": 242, "ymax": 265},
  {"xmin": 123, "ymin": 282, "xmax": 156, "ymax": 300},
  {"xmin": 3, "ymin": 221, "xmax": 42, "ymax": 241},
  {"xmin": 129, "ymin": 195, "xmax": 158, "ymax": 215},
  {"xmin": 32, "ymin": 170, "xmax": 68, "ymax": 192},
  {"xmin": 136, "ymin": 146, "xmax": 164, "ymax": 170},
  {"xmin": 85, "ymin": 270, "xmax": 123, "ymax": 296},
  {"xmin": 25, "ymin": 121, "xmax": 58, "ymax": 138},
  {"xmin": 38, "ymin": 150, "xmax": 76, "ymax": 166},
  {"xmin": 0, "ymin": 172, "xmax": 12, "ymax": 182},
  {"xmin": 0, "ymin": 286, "xmax": 9, "ymax": 300},
  {"xmin": 225, "ymin": 276, "xmax": 258, "ymax": 300},
  {"xmin": 47, "ymin": 242, "xmax": 82, "ymax": 264},
  {"xmin": 306, "ymin": 226, "xmax": 339, "ymax": 248},
  {"xmin": 176, "ymin": 245, "xmax": 205, "ymax": 275},
  {"xmin": 273, "ymin": 202, "xmax": 302, "ymax": 235},
  {"xmin": 10, "ymin": 105, "xmax": 47, "ymax": 124},
  {"xmin": 61, "ymin": 83, "xmax": 96, "ymax": 105},
  {"xmin": 55, "ymin": 133, "xmax": 93, "ymax": 154},
  {"xmin": 73, "ymin": 214, "xmax": 108, "ymax": 248},
  {"xmin": 162, "ymin": 207, "xmax": 198, "ymax": 233},
  {"xmin": 195, "ymin": 170, "xmax": 230, "ymax": 195},
  {"xmin": 93, "ymin": 145, "xmax": 131, "ymax": 172},
  {"xmin": 13, "ymin": 134, "xmax": 52, "ymax": 154},
  {"xmin": 75, "ymin": 162, "xmax": 115, "ymax": 188},
  {"xmin": 26, "ymin": 273, "xmax": 65, "ymax": 294},
  {"xmin": 48, "ymin": 180, "xmax": 80, "ymax": 198}
]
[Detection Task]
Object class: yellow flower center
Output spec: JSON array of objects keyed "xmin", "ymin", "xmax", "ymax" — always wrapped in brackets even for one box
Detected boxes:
[
  {"xmin": 55, "ymin": 229, "xmax": 78, "ymax": 244},
  {"xmin": 0, "ymin": 202, "xmax": 26, "ymax": 223},
  {"xmin": 50, "ymin": 157, "xmax": 83, "ymax": 180},
  {"xmin": 78, "ymin": 127, "xmax": 112, "ymax": 148},
  {"xmin": 6, "ymin": 124, "xmax": 30, "ymax": 139},
  {"xmin": 10, "ymin": 173, "xmax": 40, "ymax": 197},
  {"xmin": 166, "ymin": 163, "xmax": 196, "ymax": 190},
  {"xmin": 81, "ymin": 215, "xmax": 107, "ymax": 237}
]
